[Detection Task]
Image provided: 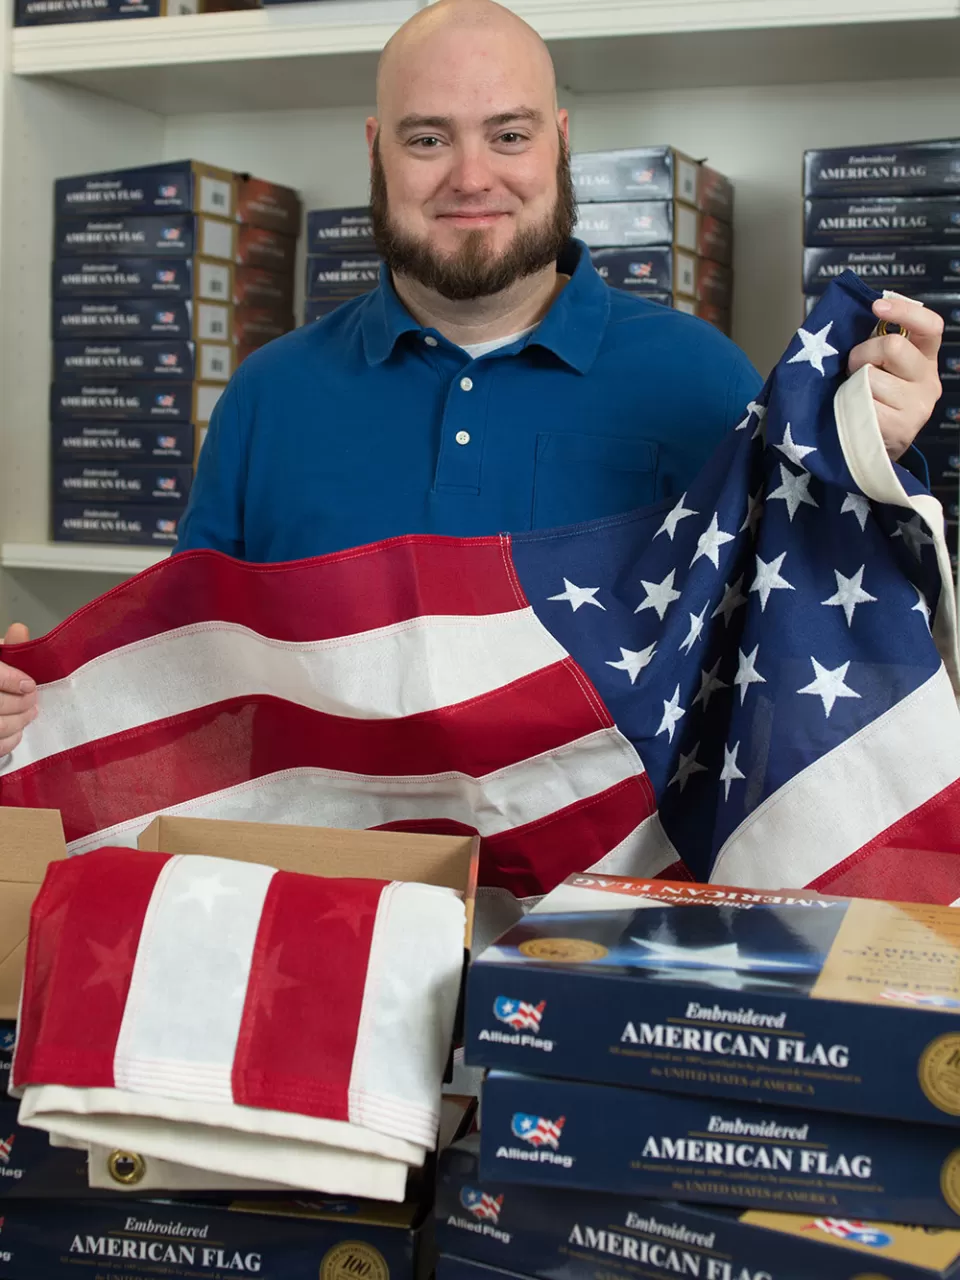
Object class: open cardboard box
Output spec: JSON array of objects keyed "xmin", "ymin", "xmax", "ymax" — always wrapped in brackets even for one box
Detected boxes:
[{"xmin": 0, "ymin": 807, "xmax": 479, "ymax": 1021}]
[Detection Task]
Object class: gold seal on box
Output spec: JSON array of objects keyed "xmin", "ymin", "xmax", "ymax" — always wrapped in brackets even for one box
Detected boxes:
[
  {"xmin": 518, "ymin": 938, "xmax": 609, "ymax": 962},
  {"xmin": 919, "ymin": 1033, "xmax": 960, "ymax": 1115},
  {"xmin": 850, "ymin": 1274, "xmax": 894, "ymax": 1280},
  {"xmin": 942, "ymin": 1148, "xmax": 960, "ymax": 1215},
  {"xmin": 320, "ymin": 1241, "xmax": 389, "ymax": 1280},
  {"xmin": 108, "ymin": 1149, "xmax": 146, "ymax": 1185}
]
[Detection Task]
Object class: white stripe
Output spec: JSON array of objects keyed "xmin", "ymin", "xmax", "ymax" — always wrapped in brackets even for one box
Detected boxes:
[
  {"xmin": 114, "ymin": 854, "xmax": 276, "ymax": 1103},
  {"xmin": 2, "ymin": 609, "xmax": 568, "ymax": 775},
  {"xmin": 585, "ymin": 811, "xmax": 680, "ymax": 880},
  {"xmin": 712, "ymin": 665, "xmax": 960, "ymax": 890},
  {"xmin": 348, "ymin": 882, "xmax": 465, "ymax": 1148},
  {"xmin": 65, "ymin": 727, "xmax": 644, "ymax": 856}
]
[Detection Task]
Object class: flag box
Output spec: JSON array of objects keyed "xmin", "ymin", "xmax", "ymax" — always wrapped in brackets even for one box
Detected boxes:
[
  {"xmin": 571, "ymin": 147, "xmax": 734, "ymax": 219},
  {"xmin": 55, "ymin": 214, "xmax": 238, "ymax": 262},
  {"xmin": 438, "ymin": 1134, "xmax": 960, "ymax": 1280},
  {"xmin": 16, "ymin": 0, "xmax": 199, "ymax": 22},
  {"xmin": 804, "ymin": 246, "xmax": 960, "ymax": 294},
  {"xmin": 53, "ymin": 256, "xmax": 234, "ymax": 305},
  {"xmin": 630, "ymin": 292, "xmax": 731, "ymax": 333},
  {"xmin": 305, "ymin": 253, "xmax": 382, "ymax": 300},
  {"xmin": 306, "ymin": 207, "xmax": 377, "ymax": 254},
  {"xmin": 804, "ymin": 196, "xmax": 960, "ymax": 246},
  {"xmin": 921, "ymin": 431, "xmax": 960, "ymax": 486},
  {"xmin": 943, "ymin": 346, "xmax": 960, "ymax": 383},
  {"xmin": 53, "ymin": 339, "xmax": 233, "ymax": 383},
  {"xmin": 574, "ymin": 201, "xmax": 733, "ymax": 265},
  {"xmin": 53, "ymin": 463, "xmax": 194, "ymax": 504},
  {"xmin": 235, "ymin": 224, "xmax": 297, "ymax": 273},
  {"xmin": 805, "ymin": 292, "xmax": 960, "ymax": 335},
  {"xmin": 934, "ymin": 488, "xmax": 960, "ymax": 521},
  {"xmin": 235, "ymin": 174, "xmax": 302, "ymax": 235},
  {"xmin": 304, "ymin": 297, "xmax": 349, "ymax": 323},
  {"xmin": 927, "ymin": 395, "xmax": 960, "ymax": 432},
  {"xmin": 591, "ymin": 247, "xmax": 697, "ymax": 298},
  {"xmin": 52, "ymin": 502, "xmax": 185, "ymax": 546},
  {"xmin": 466, "ymin": 873, "xmax": 960, "ymax": 1129},
  {"xmin": 480, "ymin": 1069, "xmax": 960, "ymax": 1227},
  {"xmin": 51, "ymin": 380, "xmax": 224, "ymax": 425},
  {"xmin": 804, "ymin": 139, "xmax": 960, "ymax": 198},
  {"xmin": 232, "ymin": 308, "xmax": 294, "ymax": 348},
  {"xmin": 696, "ymin": 257, "xmax": 733, "ymax": 308},
  {"xmin": 55, "ymin": 161, "xmax": 235, "ymax": 220},
  {"xmin": 51, "ymin": 421, "xmax": 196, "ymax": 463},
  {"xmin": 52, "ymin": 299, "xmax": 234, "ymax": 342},
  {"xmin": 233, "ymin": 264, "xmax": 294, "ymax": 309}
]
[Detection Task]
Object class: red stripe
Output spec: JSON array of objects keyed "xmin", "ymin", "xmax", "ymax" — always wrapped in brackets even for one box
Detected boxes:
[
  {"xmin": 233, "ymin": 872, "xmax": 384, "ymax": 1119},
  {"xmin": 14, "ymin": 848, "xmax": 169, "ymax": 1088},
  {"xmin": 810, "ymin": 777, "xmax": 960, "ymax": 904},
  {"xmin": 0, "ymin": 538, "xmax": 526, "ymax": 686}
]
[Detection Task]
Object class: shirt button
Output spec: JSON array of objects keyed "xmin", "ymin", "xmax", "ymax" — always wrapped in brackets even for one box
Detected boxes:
[
  {"xmin": 455, "ymin": 431, "xmax": 471, "ymax": 446},
  {"xmin": 460, "ymin": 376, "xmax": 473, "ymax": 392},
  {"xmin": 424, "ymin": 335, "xmax": 438, "ymax": 347}
]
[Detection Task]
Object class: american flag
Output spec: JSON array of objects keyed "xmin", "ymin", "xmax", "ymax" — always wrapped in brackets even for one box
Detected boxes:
[
  {"xmin": 0, "ymin": 1136, "xmax": 14, "ymax": 1165},
  {"xmin": 155, "ymin": 394, "xmax": 175, "ymax": 407},
  {"xmin": 156, "ymin": 270, "xmax": 176, "ymax": 284},
  {"xmin": 156, "ymin": 519, "xmax": 178, "ymax": 535},
  {"xmin": 511, "ymin": 1113, "xmax": 564, "ymax": 1149},
  {"xmin": 2, "ymin": 273, "xmax": 960, "ymax": 905},
  {"xmin": 805, "ymin": 1218, "xmax": 891, "ymax": 1247},
  {"xmin": 156, "ymin": 312, "xmax": 176, "ymax": 325},
  {"xmin": 879, "ymin": 990, "xmax": 960, "ymax": 1009},
  {"xmin": 460, "ymin": 1186, "xmax": 504, "ymax": 1222},
  {"xmin": 157, "ymin": 435, "xmax": 177, "ymax": 450},
  {"xmin": 162, "ymin": 227, "xmax": 182, "ymax": 242},
  {"xmin": 493, "ymin": 997, "xmax": 546, "ymax": 1032},
  {"xmin": 156, "ymin": 477, "xmax": 178, "ymax": 491},
  {"xmin": 159, "ymin": 353, "xmax": 179, "ymax": 368},
  {"xmin": 159, "ymin": 185, "xmax": 178, "ymax": 199}
]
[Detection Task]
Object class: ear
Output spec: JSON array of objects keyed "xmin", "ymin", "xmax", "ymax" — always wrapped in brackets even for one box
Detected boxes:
[
  {"xmin": 556, "ymin": 108, "xmax": 570, "ymax": 146},
  {"xmin": 365, "ymin": 117, "xmax": 379, "ymax": 163}
]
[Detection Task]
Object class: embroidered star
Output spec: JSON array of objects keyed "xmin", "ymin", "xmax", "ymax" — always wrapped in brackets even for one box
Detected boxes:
[
  {"xmin": 768, "ymin": 463, "xmax": 819, "ymax": 522},
  {"xmin": 690, "ymin": 512, "xmax": 736, "ymax": 570},
  {"xmin": 774, "ymin": 423, "xmax": 817, "ymax": 468},
  {"xmin": 655, "ymin": 493, "xmax": 699, "ymax": 541},
  {"xmin": 85, "ymin": 930, "xmax": 137, "ymax": 1002},
  {"xmin": 669, "ymin": 743, "xmax": 708, "ymax": 793},
  {"xmin": 712, "ymin": 575, "xmax": 747, "ymax": 627},
  {"xmin": 693, "ymin": 658, "xmax": 728, "ymax": 710},
  {"xmin": 913, "ymin": 586, "xmax": 932, "ymax": 630},
  {"xmin": 750, "ymin": 552, "xmax": 794, "ymax": 611},
  {"xmin": 679, "ymin": 603, "xmax": 709, "ymax": 655},
  {"xmin": 720, "ymin": 741, "xmax": 746, "ymax": 800},
  {"xmin": 735, "ymin": 399, "xmax": 768, "ymax": 433},
  {"xmin": 798, "ymin": 657, "xmax": 861, "ymax": 718},
  {"xmin": 841, "ymin": 492, "xmax": 870, "ymax": 531},
  {"xmin": 174, "ymin": 872, "xmax": 241, "ymax": 916},
  {"xmin": 635, "ymin": 569, "xmax": 681, "ymax": 621},
  {"xmin": 606, "ymin": 643, "xmax": 657, "ymax": 684},
  {"xmin": 253, "ymin": 943, "xmax": 300, "ymax": 1020},
  {"xmin": 787, "ymin": 322, "xmax": 839, "ymax": 376},
  {"xmin": 656, "ymin": 684, "xmax": 685, "ymax": 743},
  {"xmin": 739, "ymin": 492, "xmax": 763, "ymax": 537},
  {"xmin": 822, "ymin": 566, "xmax": 877, "ymax": 626},
  {"xmin": 734, "ymin": 645, "xmax": 766, "ymax": 705},
  {"xmin": 893, "ymin": 515, "xmax": 935, "ymax": 561},
  {"xmin": 547, "ymin": 578, "xmax": 606, "ymax": 612}
]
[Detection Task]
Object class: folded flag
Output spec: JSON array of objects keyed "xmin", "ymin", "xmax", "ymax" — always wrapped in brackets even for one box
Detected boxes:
[
  {"xmin": 2, "ymin": 272, "xmax": 958, "ymax": 903},
  {"xmin": 11, "ymin": 848, "xmax": 465, "ymax": 1199}
]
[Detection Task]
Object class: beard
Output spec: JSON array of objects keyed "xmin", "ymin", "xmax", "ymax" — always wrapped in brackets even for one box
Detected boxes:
[{"xmin": 370, "ymin": 133, "xmax": 577, "ymax": 302}]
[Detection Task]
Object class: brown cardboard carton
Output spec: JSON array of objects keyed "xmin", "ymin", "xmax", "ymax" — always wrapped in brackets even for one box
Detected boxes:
[{"xmin": 0, "ymin": 809, "xmax": 69, "ymax": 1019}]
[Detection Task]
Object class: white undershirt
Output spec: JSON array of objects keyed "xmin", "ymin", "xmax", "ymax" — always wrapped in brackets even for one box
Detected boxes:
[{"xmin": 458, "ymin": 325, "xmax": 536, "ymax": 360}]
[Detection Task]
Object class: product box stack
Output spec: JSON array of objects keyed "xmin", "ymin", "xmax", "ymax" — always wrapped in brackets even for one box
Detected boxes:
[
  {"xmin": 16, "ymin": 0, "xmax": 257, "ymax": 26},
  {"xmin": 571, "ymin": 146, "xmax": 735, "ymax": 335},
  {"xmin": 50, "ymin": 159, "xmax": 300, "ymax": 547},
  {"xmin": 802, "ymin": 137, "xmax": 960, "ymax": 573},
  {"xmin": 447, "ymin": 872, "xmax": 960, "ymax": 1280},
  {"xmin": 303, "ymin": 205, "xmax": 381, "ymax": 324}
]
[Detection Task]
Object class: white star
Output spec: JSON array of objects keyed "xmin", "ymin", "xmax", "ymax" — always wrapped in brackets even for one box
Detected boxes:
[
  {"xmin": 893, "ymin": 515, "xmax": 935, "ymax": 561},
  {"xmin": 548, "ymin": 578, "xmax": 606, "ymax": 612},
  {"xmin": 656, "ymin": 684, "xmax": 685, "ymax": 743},
  {"xmin": 821, "ymin": 565, "xmax": 877, "ymax": 626},
  {"xmin": 787, "ymin": 322, "xmax": 839, "ymax": 376},
  {"xmin": 712, "ymin": 575, "xmax": 747, "ymax": 627},
  {"xmin": 669, "ymin": 742, "xmax": 709, "ymax": 793},
  {"xmin": 693, "ymin": 658, "xmax": 728, "ymax": 710},
  {"xmin": 606, "ymin": 643, "xmax": 657, "ymax": 684},
  {"xmin": 174, "ymin": 872, "xmax": 240, "ymax": 916},
  {"xmin": 768, "ymin": 463, "xmax": 819, "ymax": 522},
  {"xmin": 655, "ymin": 493, "xmax": 699, "ymax": 541},
  {"xmin": 734, "ymin": 645, "xmax": 766, "ymax": 705},
  {"xmin": 739, "ymin": 492, "xmax": 763, "ymax": 537},
  {"xmin": 913, "ymin": 586, "xmax": 932, "ymax": 630},
  {"xmin": 750, "ymin": 552, "xmax": 794, "ymax": 611},
  {"xmin": 735, "ymin": 399, "xmax": 768, "ymax": 433},
  {"xmin": 690, "ymin": 512, "xmax": 736, "ymax": 570},
  {"xmin": 679, "ymin": 603, "xmax": 709, "ymax": 655},
  {"xmin": 841, "ymin": 492, "xmax": 870, "ymax": 531},
  {"xmin": 798, "ymin": 657, "xmax": 861, "ymax": 718},
  {"xmin": 720, "ymin": 741, "xmax": 746, "ymax": 800},
  {"xmin": 774, "ymin": 422, "xmax": 817, "ymax": 468},
  {"xmin": 635, "ymin": 569, "xmax": 681, "ymax": 621}
]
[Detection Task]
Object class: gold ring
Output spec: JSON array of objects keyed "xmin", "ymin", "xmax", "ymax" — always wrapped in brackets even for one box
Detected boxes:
[{"xmin": 107, "ymin": 1149, "xmax": 146, "ymax": 1185}]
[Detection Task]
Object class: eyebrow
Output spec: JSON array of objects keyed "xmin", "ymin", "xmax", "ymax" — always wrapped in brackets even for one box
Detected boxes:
[{"xmin": 395, "ymin": 107, "xmax": 545, "ymax": 135}]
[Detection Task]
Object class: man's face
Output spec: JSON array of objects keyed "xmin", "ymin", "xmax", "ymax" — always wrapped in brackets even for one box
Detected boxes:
[{"xmin": 368, "ymin": 26, "xmax": 575, "ymax": 301}]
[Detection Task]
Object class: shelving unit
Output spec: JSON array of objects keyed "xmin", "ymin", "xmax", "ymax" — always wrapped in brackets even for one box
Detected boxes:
[{"xmin": 0, "ymin": 543, "xmax": 168, "ymax": 574}]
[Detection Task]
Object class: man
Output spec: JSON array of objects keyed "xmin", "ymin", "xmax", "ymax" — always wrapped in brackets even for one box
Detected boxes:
[{"xmin": 0, "ymin": 0, "xmax": 943, "ymax": 756}]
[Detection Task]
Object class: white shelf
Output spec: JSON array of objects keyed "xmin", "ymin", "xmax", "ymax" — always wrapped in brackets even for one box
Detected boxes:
[{"xmin": 1, "ymin": 542, "xmax": 169, "ymax": 575}]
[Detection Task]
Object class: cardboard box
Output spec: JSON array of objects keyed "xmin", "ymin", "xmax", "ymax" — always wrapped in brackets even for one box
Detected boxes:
[
  {"xmin": 233, "ymin": 265, "xmax": 294, "ymax": 309},
  {"xmin": 590, "ymin": 247, "xmax": 697, "ymax": 298},
  {"xmin": 55, "ymin": 214, "xmax": 238, "ymax": 262},
  {"xmin": 55, "ymin": 161, "xmax": 235, "ymax": 220},
  {"xmin": 804, "ymin": 195, "xmax": 960, "ymax": 246},
  {"xmin": 575, "ymin": 201, "xmax": 732, "ymax": 264},
  {"xmin": 439, "ymin": 1134, "xmax": 960, "ymax": 1280},
  {"xmin": 480, "ymin": 1069, "xmax": 960, "ymax": 1226},
  {"xmin": 920, "ymin": 430, "xmax": 960, "ymax": 487},
  {"xmin": 804, "ymin": 245, "xmax": 960, "ymax": 294},
  {"xmin": 232, "ymin": 308, "xmax": 294, "ymax": 348},
  {"xmin": 696, "ymin": 257, "xmax": 733, "ymax": 308},
  {"xmin": 572, "ymin": 147, "xmax": 700, "ymax": 206},
  {"xmin": 804, "ymin": 139, "xmax": 960, "ymax": 198},
  {"xmin": 53, "ymin": 339, "xmax": 233, "ymax": 383},
  {"xmin": 51, "ymin": 421, "xmax": 196, "ymax": 463},
  {"xmin": 697, "ymin": 164, "xmax": 734, "ymax": 222},
  {"xmin": 304, "ymin": 297, "xmax": 349, "ymax": 324},
  {"xmin": 53, "ymin": 462, "xmax": 193, "ymax": 504},
  {"xmin": 53, "ymin": 502, "xmax": 185, "ymax": 545},
  {"xmin": 306, "ymin": 207, "xmax": 377, "ymax": 254},
  {"xmin": 236, "ymin": 224, "xmax": 296, "ymax": 272},
  {"xmin": 305, "ymin": 252, "xmax": 382, "ymax": 300},
  {"xmin": 927, "ymin": 394, "xmax": 960, "ymax": 432},
  {"xmin": 53, "ymin": 257, "xmax": 234, "ymax": 305},
  {"xmin": 51, "ymin": 379, "xmax": 223, "ymax": 424},
  {"xmin": 943, "ymin": 345, "xmax": 960, "ymax": 383},
  {"xmin": 17, "ymin": 0, "xmax": 198, "ymax": 21},
  {"xmin": 235, "ymin": 174, "xmax": 302, "ymax": 235},
  {"xmin": 52, "ymin": 298, "xmax": 235, "ymax": 342}
]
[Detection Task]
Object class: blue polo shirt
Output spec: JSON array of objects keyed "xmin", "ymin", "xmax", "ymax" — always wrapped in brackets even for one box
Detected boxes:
[{"xmin": 175, "ymin": 239, "xmax": 761, "ymax": 562}]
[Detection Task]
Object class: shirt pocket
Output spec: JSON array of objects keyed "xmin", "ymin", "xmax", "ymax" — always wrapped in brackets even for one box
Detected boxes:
[{"xmin": 532, "ymin": 431, "xmax": 660, "ymax": 528}]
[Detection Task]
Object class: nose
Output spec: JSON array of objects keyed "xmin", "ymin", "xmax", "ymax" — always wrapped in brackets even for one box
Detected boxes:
[{"xmin": 447, "ymin": 142, "xmax": 495, "ymax": 197}]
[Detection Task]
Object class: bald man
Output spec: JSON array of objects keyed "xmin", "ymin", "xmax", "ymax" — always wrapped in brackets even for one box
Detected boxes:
[{"xmin": 0, "ymin": 0, "xmax": 943, "ymax": 756}]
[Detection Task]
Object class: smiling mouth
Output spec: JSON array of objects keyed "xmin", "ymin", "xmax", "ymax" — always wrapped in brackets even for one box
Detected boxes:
[{"xmin": 437, "ymin": 212, "xmax": 510, "ymax": 224}]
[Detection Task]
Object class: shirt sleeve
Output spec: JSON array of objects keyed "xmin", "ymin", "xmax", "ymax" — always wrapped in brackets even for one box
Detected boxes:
[{"xmin": 173, "ymin": 367, "xmax": 247, "ymax": 557}]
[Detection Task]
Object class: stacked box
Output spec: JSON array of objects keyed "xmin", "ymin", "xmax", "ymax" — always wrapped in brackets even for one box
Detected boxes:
[
  {"xmin": 51, "ymin": 160, "xmax": 301, "ymax": 545},
  {"xmin": 571, "ymin": 146, "xmax": 735, "ymax": 334},
  {"xmin": 15, "ymin": 0, "xmax": 257, "ymax": 24},
  {"xmin": 303, "ymin": 206, "xmax": 380, "ymax": 323}
]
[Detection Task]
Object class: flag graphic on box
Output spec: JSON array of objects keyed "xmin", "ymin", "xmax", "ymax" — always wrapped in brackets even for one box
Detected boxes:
[
  {"xmin": 2, "ymin": 273, "xmax": 960, "ymax": 907},
  {"xmin": 494, "ymin": 998, "xmax": 545, "ymax": 1033},
  {"xmin": 460, "ymin": 1187, "xmax": 504, "ymax": 1223},
  {"xmin": 510, "ymin": 1114, "xmax": 564, "ymax": 1150}
]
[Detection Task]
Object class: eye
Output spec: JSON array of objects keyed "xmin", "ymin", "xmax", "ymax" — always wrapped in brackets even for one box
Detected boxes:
[
  {"xmin": 410, "ymin": 135, "xmax": 444, "ymax": 149},
  {"xmin": 496, "ymin": 132, "xmax": 527, "ymax": 145}
]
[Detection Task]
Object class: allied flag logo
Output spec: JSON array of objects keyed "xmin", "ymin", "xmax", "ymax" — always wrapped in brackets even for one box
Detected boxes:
[
  {"xmin": 157, "ymin": 436, "xmax": 177, "ymax": 450},
  {"xmin": 880, "ymin": 989, "xmax": 960, "ymax": 1010},
  {"xmin": 156, "ymin": 270, "xmax": 176, "ymax": 284},
  {"xmin": 156, "ymin": 519, "xmax": 177, "ymax": 535},
  {"xmin": 460, "ymin": 1187, "xmax": 504, "ymax": 1223},
  {"xmin": 159, "ymin": 353, "xmax": 179, "ymax": 368},
  {"xmin": 805, "ymin": 1218, "xmax": 892, "ymax": 1248},
  {"xmin": 156, "ymin": 311, "xmax": 175, "ymax": 324},
  {"xmin": 155, "ymin": 394, "xmax": 175, "ymax": 408},
  {"xmin": 159, "ymin": 185, "xmax": 178, "ymax": 199},
  {"xmin": 162, "ymin": 227, "xmax": 182, "ymax": 242},
  {"xmin": 628, "ymin": 260, "xmax": 653, "ymax": 278},
  {"xmin": 511, "ymin": 1113, "xmax": 564, "ymax": 1149},
  {"xmin": 0, "ymin": 1135, "xmax": 14, "ymax": 1165},
  {"xmin": 493, "ymin": 997, "xmax": 546, "ymax": 1033},
  {"xmin": 156, "ymin": 477, "xmax": 178, "ymax": 492}
]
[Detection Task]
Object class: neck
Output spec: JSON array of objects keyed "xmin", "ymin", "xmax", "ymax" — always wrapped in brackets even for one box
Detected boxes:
[{"xmin": 391, "ymin": 262, "xmax": 565, "ymax": 349}]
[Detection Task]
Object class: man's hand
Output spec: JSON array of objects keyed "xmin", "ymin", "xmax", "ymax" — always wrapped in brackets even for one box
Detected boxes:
[
  {"xmin": 847, "ymin": 296, "xmax": 944, "ymax": 462},
  {"xmin": 0, "ymin": 623, "xmax": 36, "ymax": 758}
]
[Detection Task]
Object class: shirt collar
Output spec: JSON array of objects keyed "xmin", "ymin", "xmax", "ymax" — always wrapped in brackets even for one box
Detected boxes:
[{"xmin": 360, "ymin": 238, "xmax": 610, "ymax": 374}]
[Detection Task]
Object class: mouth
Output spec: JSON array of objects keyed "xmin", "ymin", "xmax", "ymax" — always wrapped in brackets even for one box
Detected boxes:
[{"xmin": 435, "ymin": 212, "xmax": 510, "ymax": 229}]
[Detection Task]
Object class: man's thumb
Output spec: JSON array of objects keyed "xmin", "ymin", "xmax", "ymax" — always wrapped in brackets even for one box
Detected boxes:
[{"xmin": 3, "ymin": 623, "xmax": 30, "ymax": 646}]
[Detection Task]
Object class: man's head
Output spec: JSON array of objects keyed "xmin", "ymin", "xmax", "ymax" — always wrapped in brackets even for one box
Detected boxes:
[{"xmin": 367, "ymin": 0, "xmax": 576, "ymax": 302}]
